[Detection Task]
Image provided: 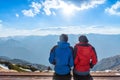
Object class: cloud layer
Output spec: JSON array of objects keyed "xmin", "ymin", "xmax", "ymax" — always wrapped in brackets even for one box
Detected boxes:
[
  {"xmin": 105, "ymin": 1, "xmax": 120, "ymax": 16},
  {"xmin": 0, "ymin": 25, "xmax": 120, "ymax": 37},
  {"xmin": 22, "ymin": 0, "xmax": 106, "ymax": 17},
  {"xmin": 22, "ymin": 2, "xmax": 42, "ymax": 17}
]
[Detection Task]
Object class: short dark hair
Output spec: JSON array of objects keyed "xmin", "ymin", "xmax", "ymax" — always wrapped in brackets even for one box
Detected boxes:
[
  {"xmin": 59, "ymin": 34, "xmax": 68, "ymax": 42},
  {"xmin": 79, "ymin": 35, "xmax": 88, "ymax": 42}
]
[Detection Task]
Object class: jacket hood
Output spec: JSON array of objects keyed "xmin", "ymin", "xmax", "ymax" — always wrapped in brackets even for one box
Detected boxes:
[
  {"xmin": 57, "ymin": 41, "xmax": 70, "ymax": 48},
  {"xmin": 79, "ymin": 35, "xmax": 89, "ymax": 43}
]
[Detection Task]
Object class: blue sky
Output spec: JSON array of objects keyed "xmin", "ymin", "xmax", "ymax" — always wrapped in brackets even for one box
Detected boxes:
[{"xmin": 0, "ymin": 0, "xmax": 120, "ymax": 37}]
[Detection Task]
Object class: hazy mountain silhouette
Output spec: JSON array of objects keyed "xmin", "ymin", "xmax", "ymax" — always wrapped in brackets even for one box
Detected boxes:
[
  {"xmin": 93, "ymin": 55, "xmax": 120, "ymax": 71},
  {"xmin": 0, "ymin": 34, "xmax": 120, "ymax": 66}
]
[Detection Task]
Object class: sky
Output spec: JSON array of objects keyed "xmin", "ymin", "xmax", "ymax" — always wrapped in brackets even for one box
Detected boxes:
[{"xmin": 0, "ymin": 0, "xmax": 120, "ymax": 37}]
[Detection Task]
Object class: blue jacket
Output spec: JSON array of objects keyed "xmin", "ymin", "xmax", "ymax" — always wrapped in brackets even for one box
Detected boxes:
[{"xmin": 49, "ymin": 41, "xmax": 74, "ymax": 75}]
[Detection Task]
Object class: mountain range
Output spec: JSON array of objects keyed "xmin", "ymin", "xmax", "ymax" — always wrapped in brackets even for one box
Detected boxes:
[
  {"xmin": 93, "ymin": 55, "xmax": 120, "ymax": 71},
  {"xmin": 0, "ymin": 56, "xmax": 48, "ymax": 72},
  {"xmin": 0, "ymin": 34, "xmax": 120, "ymax": 66}
]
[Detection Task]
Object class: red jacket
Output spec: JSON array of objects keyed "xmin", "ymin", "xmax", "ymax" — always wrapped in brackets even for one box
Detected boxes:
[{"xmin": 74, "ymin": 42, "xmax": 98, "ymax": 72}]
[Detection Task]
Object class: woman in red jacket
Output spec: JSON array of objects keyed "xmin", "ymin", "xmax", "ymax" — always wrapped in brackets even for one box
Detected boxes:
[{"xmin": 73, "ymin": 35, "xmax": 98, "ymax": 80}]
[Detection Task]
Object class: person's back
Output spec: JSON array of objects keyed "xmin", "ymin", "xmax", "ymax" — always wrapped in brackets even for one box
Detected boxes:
[
  {"xmin": 49, "ymin": 34, "xmax": 73, "ymax": 80},
  {"xmin": 73, "ymin": 35, "xmax": 98, "ymax": 80}
]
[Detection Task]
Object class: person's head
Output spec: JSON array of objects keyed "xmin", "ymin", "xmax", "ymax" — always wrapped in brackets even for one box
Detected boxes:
[
  {"xmin": 79, "ymin": 35, "xmax": 89, "ymax": 43},
  {"xmin": 59, "ymin": 34, "xmax": 68, "ymax": 42}
]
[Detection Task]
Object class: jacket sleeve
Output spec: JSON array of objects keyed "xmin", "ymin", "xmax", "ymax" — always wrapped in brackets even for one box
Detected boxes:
[
  {"xmin": 73, "ymin": 45, "xmax": 78, "ymax": 60},
  {"xmin": 73, "ymin": 45, "xmax": 79, "ymax": 65},
  {"xmin": 69, "ymin": 46, "xmax": 74, "ymax": 67},
  {"xmin": 90, "ymin": 46, "xmax": 98, "ymax": 67},
  {"xmin": 49, "ymin": 45, "xmax": 57, "ymax": 65}
]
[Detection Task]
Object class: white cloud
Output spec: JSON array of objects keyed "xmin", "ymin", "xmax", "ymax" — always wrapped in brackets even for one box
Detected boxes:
[
  {"xmin": 42, "ymin": 0, "xmax": 106, "ymax": 15},
  {"xmin": 22, "ymin": 2, "xmax": 42, "ymax": 17},
  {"xmin": 0, "ymin": 20, "xmax": 2, "ymax": 23},
  {"xmin": 30, "ymin": 2, "xmax": 41, "ymax": 14},
  {"xmin": 79, "ymin": 0, "xmax": 106, "ymax": 10},
  {"xmin": 42, "ymin": 0, "xmax": 61, "ymax": 15},
  {"xmin": 105, "ymin": 1, "xmax": 120, "ymax": 16},
  {"xmin": 22, "ymin": 9, "xmax": 35, "ymax": 17},
  {"xmin": 22, "ymin": 0, "xmax": 106, "ymax": 16},
  {"xmin": 16, "ymin": 13, "xmax": 19, "ymax": 18},
  {"xmin": 0, "ymin": 26, "xmax": 120, "ymax": 37}
]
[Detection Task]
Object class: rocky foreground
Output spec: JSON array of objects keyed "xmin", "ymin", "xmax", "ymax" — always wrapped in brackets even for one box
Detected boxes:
[
  {"xmin": 0, "ymin": 67, "xmax": 17, "ymax": 72},
  {"xmin": 0, "ymin": 56, "xmax": 48, "ymax": 72}
]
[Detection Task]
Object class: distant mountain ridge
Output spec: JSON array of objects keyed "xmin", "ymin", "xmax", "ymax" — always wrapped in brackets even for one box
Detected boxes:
[
  {"xmin": 93, "ymin": 55, "xmax": 120, "ymax": 71},
  {"xmin": 0, "ymin": 34, "xmax": 120, "ymax": 65}
]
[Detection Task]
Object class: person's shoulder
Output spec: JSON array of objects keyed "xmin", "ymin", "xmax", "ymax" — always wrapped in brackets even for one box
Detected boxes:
[
  {"xmin": 52, "ymin": 45, "xmax": 58, "ymax": 48},
  {"xmin": 88, "ymin": 43, "xmax": 95, "ymax": 49},
  {"xmin": 74, "ymin": 43, "xmax": 80, "ymax": 47},
  {"xmin": 50, "ymin": 45, "xmax": 58, "ymax": 53}
]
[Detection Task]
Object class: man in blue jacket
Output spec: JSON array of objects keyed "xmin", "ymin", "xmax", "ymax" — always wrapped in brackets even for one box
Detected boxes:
[{"xmin": 49, "ymin": 34, "xmax": 74, "ymax": 80}]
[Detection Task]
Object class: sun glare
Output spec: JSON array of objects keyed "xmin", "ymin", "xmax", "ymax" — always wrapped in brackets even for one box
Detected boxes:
[
  {"xmin": 61, "ymin": 3, "xmax": 77, "ymax": 17},
  {"xmin": 62, "ymin": 5, "xmax": 74, "ymax": 16}
]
